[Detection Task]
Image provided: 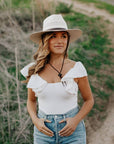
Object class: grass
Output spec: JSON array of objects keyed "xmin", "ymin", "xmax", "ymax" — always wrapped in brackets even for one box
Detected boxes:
[
  {"xmin": 56, "ymin": 2, "xmax": 73, "ymax": 13},
  {"xmin": 105, "ymin": 76, "xmax": 114, "ymax": 90},
  {"xmin": 10, "ymin": 0, "xmax": 31, "ymax": 8},
  {"xmin": 75, "ymin": 0, "xmax": 114, "ymax": 14},
  {"xmin": 97, "ymin": 90, "xmax": 110, "ymax": 101},
  {"xmin": 0, "ymin": 0, "xmax": 31, "ymax": 10},
  {"xmin": 66, "ymin": 12, "xmax": 111, "ymax": 68}
]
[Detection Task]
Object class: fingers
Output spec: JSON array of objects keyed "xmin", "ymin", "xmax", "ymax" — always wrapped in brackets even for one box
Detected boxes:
[
  {"xmin": 59, "ymin": 119, "xmax": 65, "ymax": 124},
  {"xmin": 59, "ymin": 122, "xmax": 74, "ymax": 136},
  {"xmin": 59, "ymin": 125, "xmax": 68, "ymax": 134},
  {"xmin": 39, "ymin": 118, "xmax": 54, "ymax": 137},
  {"xmin": 45, "ymin": 119, "xmax": 52, "ymax": 123},
  {"xmin": 59, "ymin": 127, "xmax": 72, "ymax": 136},
  {"xmin": 42, "ymin": 125, "xmax": 54, "ymax": 137}
]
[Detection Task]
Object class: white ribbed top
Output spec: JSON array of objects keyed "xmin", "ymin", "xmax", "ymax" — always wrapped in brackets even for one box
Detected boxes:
[{"xmin": 20, "ymin": 61, "xmax": 87, "ymax": 114}]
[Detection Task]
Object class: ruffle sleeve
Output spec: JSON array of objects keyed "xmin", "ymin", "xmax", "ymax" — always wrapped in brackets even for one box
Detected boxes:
[
  {"xmin": 20, "ymin": 62, "xmax": 35, "ymax": 78},
  {"xmin": 62, "ymin": 61, "xmax": 87, "ymax": 80},
  {"xmin": 27, "ymin": 74, "xmax": 47, "ymax": 97},
  {"xmin": 61, "ymin": 61, "xmax": 88, "ymax": 95}
]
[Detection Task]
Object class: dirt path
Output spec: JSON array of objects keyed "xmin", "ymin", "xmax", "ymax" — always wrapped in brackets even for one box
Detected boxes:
[
  {"xmin": 49, "ymin": 0, "xmax": 114, "ymax": 143},
  {"xmin": 54, "ymin": 0, "xmax": 114, "ymax": 23},
  {"xmin": 89, "ymin": 96, "xmax": 114, "ymax": 144}
]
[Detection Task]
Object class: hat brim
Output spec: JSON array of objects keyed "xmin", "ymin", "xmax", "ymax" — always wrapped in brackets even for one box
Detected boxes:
[{"xmin": 30, "ymin": 29, "xmax": 82, "ymax": 44}]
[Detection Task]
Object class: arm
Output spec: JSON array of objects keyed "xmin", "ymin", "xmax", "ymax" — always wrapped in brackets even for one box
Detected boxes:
[
  {"xmin": 59, "ymin": 76, "xmax": 94, "ymax": 136},
  {"xmin": 74, "ymin": 76, "xmax": 94, "ymax": 122},
  {"xmin": 27, "ymin": 88, "xmax": 38, "ymax": 124},
  {"xmin": 27, "ymin": 88, "xmax": 54, "ymax": 137}
]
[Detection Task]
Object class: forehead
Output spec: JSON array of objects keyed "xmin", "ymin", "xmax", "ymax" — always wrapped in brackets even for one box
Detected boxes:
[{"xmin": 52, "ymin": 31, "xmax": 68, "ymax": 35}]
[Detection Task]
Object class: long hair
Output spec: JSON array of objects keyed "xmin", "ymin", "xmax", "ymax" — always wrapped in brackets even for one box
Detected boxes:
[{"xmin": 22, "ymin": 31, "xmax": 70, "ymax": 83}]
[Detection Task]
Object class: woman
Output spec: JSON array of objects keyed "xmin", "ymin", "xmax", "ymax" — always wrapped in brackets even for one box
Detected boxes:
[{"xmin": 20, "ymin": 14, "xmax": 94, "ymax": 144}]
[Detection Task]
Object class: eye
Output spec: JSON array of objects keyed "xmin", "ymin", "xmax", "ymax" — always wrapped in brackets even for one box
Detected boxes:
[
  {"xmin": 50, "ymin": 35, "xmax": 56, "ymax": 39},
  {"xmin": 62, "ymin": 35, "xmax": 67, "ymax": 38}
]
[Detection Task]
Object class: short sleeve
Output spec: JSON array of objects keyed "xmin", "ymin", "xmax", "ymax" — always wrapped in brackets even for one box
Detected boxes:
[
  {"xmin": 78, "ymin": 62, "xmax": 87, "ymax": 77},
  {"xmin": 62, "ymin": 61, "xmax": 87, "ymax": 80},
  {"xmin": 26, "ymin": 74, "xmax": 36, "ymax": 88},
  {"xmin": 61, "ymin": 61, "xmax": 88, "ymax": 94},
  {"xmin": 20, "ymin": 62, "xmax": 35, "ymax": 78},
  {"xmin": 26, "ymin": 74, "xmax": 47, "ymax": 96}
]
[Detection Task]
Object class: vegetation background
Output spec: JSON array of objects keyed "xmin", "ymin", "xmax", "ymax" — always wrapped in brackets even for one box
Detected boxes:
[{"xmin": 0, "ymin": 0, "xmax": 114, "ymax": 144}]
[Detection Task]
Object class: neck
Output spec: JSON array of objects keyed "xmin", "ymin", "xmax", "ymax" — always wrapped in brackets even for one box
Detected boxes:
[{"xmin": 49, "ymin": 54, "xmax": 65, "ymax": 65}]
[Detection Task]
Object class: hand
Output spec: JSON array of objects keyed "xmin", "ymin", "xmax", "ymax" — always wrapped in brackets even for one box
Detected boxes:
[
  {"xmin": 59, "ymin": 117, "xmax": 78, "ymax": 137},
  {"xmin": 35, "ymin": 118, "xmax": 54, "ymax": 137}
]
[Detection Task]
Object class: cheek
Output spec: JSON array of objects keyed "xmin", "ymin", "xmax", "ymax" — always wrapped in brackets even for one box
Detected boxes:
[
  {"xmin": 64, "ymin": 39, "xmax": 68, "ymax": 46},
  {"xmin": 49, "ymin": 40, "xmax": 54, "ymax": 50},
  {"xmin": 65, "ymin": 40, "xmax": 68, "ymax": 44}
]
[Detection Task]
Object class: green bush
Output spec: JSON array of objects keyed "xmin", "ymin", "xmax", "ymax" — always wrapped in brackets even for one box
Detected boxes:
[{"xmin": 56, "ymin": 2, "xmax": 73, "ymax": 13}]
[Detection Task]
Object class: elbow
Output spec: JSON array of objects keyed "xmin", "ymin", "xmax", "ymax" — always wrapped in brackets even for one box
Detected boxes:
[
  {"xmin": 91, "ymin": 98, "xmax": 94, "ymax": 107},
  {"xmin": 85, "ymin": 97, "xmax": 94, "ymax": 108},
  {"xmin": 90, "ymin": 97, "xmax": 94, "ymax": 108}
]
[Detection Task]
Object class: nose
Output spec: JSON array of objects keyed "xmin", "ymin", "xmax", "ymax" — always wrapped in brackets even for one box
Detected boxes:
[{"xmin": 57, "ymin": 37, "xmax": 62, "ymax": 43}]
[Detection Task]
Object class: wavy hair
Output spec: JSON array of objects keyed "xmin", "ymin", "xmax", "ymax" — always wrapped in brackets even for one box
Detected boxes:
[{"xmin": 22, "ymin": 31, "xmax": 70, "ymax": 83}]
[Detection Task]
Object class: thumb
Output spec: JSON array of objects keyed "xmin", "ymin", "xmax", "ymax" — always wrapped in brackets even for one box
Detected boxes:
[
  {"xmin": 45, "ymin": 119, "xmax": 52, "ymax": 123},
  {"xmin": 59, "ymin": 119, "xmax": 65, "ymax": 124}
]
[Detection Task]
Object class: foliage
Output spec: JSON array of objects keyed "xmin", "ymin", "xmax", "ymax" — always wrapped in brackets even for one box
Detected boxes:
[
  {"xmin": 105, "ymin": 76, "xmax": 114, "ymax": 90},
  {"xmin": 56, "ymin": 2, "xmax": 73, "ymax": 13},
  {"xmin": 66, "ymin": 12, "xmax": 111, "ymax": 68}
]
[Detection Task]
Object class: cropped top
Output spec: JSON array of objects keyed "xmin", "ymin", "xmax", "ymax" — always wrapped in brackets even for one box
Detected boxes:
[{"xmin": 20, "ymin": 61, "xmax": 87, "ymax": 114}]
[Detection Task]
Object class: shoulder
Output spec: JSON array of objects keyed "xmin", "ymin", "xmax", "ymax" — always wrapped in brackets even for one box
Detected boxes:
[
  {"xmin": 65, "ymin": 59, "xmax": 85, "ymax": 68},
  {"xmin": 65, "ymin": 59, "xmax": 76, "ymax": 68},
  {"xmin": 66, "ymin": 59, "xmax": 88, "ymax": 77}
]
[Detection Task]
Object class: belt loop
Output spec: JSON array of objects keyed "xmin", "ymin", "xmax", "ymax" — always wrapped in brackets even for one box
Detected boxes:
[
  {"xmin": 44, "ymin": 115, "xmax": 47, "ymax": 122},
  {"xmin": 63, "ymin": 115, "xmax": 66, "ymax": 122}
]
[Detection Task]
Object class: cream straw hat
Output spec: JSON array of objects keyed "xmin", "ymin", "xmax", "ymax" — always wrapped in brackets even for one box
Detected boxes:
[{"xmin": 30, "ymin": 14, "xmax": 82, "ymax": 44}]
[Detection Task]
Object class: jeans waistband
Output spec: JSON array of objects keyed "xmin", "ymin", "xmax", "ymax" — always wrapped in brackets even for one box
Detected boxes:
[{"xmin": 38, "ymin": 106, "xmax": 80, "ymax": 120}]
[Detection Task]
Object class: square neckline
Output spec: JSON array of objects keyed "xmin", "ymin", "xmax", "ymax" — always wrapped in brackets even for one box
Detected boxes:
[{"xmin": 37, "ymin": 62, "xmax": 77, "ymax": 84}]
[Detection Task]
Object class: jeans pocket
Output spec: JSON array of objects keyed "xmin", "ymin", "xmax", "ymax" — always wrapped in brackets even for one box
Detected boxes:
[{"xmin": 82, "ymin": 120, "xmax": 86, "ymax": 132}]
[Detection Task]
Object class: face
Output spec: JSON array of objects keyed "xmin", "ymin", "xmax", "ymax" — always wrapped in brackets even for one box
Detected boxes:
[{"xmin": 48, "ymin": 31, "xmax": 68, "ymax": 55}]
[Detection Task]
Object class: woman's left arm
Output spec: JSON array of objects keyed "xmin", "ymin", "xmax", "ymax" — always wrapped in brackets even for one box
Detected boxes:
[
  {"xmin": 74, "ymin": 76, "xmax": 94, "ymax": 122},
  {"xmin": 59, "ymin": 76, "xmax": 94, "ymax": 136}
]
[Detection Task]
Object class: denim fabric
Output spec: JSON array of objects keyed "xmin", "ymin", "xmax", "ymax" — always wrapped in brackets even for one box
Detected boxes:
[{"xmin": 34, "ymin": 106, "xmax": 86, "ymax": 144}]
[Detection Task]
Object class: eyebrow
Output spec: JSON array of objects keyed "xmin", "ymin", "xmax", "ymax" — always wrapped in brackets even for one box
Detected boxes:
[{"xmin": 53, "ymin": 32, "xmax": 67, "ymax": 35}]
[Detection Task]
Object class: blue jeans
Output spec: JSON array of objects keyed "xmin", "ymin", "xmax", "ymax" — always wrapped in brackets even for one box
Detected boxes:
[{"xmin": 34, "ymin": 106, "xmax": 86, "ymax": 144}]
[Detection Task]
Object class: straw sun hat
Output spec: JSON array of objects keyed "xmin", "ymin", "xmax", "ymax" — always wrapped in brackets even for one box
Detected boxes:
[{"xmin": 30, "ymin": 14, "xmax": 82, "ymax": 44}]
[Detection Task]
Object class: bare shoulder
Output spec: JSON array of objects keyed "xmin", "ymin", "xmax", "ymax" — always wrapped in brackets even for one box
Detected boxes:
[{"xmin": 65, "ymin": 59, "xmax": 76, "ymax": 67}]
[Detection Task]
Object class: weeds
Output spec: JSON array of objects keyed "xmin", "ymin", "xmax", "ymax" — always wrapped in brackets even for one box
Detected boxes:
[
  {"xmin": 105, "ymin": 76, "xmax": 114, "ymax": 90},
  {"xmin": 56, "ymin": 2, "xmax": 73, "ymax": 13}
]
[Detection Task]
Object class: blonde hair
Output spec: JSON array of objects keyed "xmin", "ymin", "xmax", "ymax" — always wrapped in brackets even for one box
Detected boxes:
[{"xmin": 22, "ymin": 32, "xmax": 70, "ymax": 83}]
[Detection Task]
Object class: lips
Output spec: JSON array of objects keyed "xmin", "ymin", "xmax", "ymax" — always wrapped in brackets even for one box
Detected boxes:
[{"xmin": 54, "ymin": 45, "xmax": 63, "ymax": 48}]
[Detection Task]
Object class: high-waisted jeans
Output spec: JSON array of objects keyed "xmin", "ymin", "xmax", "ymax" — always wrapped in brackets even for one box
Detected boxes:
[{"xmin": 34, "ymin": 106, "xmax": 86, "ymax": 144}]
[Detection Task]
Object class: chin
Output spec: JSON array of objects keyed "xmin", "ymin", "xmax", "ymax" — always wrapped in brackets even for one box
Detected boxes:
[{"xmin": 55, "ymin": 51, "xmax": 65, "ymax": 55}]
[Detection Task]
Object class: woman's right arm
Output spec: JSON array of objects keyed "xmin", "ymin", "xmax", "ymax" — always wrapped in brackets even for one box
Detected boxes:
[
  {"xmin": 27, "ymin": 88, "xmax": 54, "ymax": 137},
  {"xmin": 27, "ymin": 88, "xmax": 38, "ymax": 124}
]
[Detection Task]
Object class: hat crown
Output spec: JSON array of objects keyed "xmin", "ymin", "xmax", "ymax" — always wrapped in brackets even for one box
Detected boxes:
[{"xmin": 43, "ymin": 14, "xmax": 68, "ymax": 31}]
